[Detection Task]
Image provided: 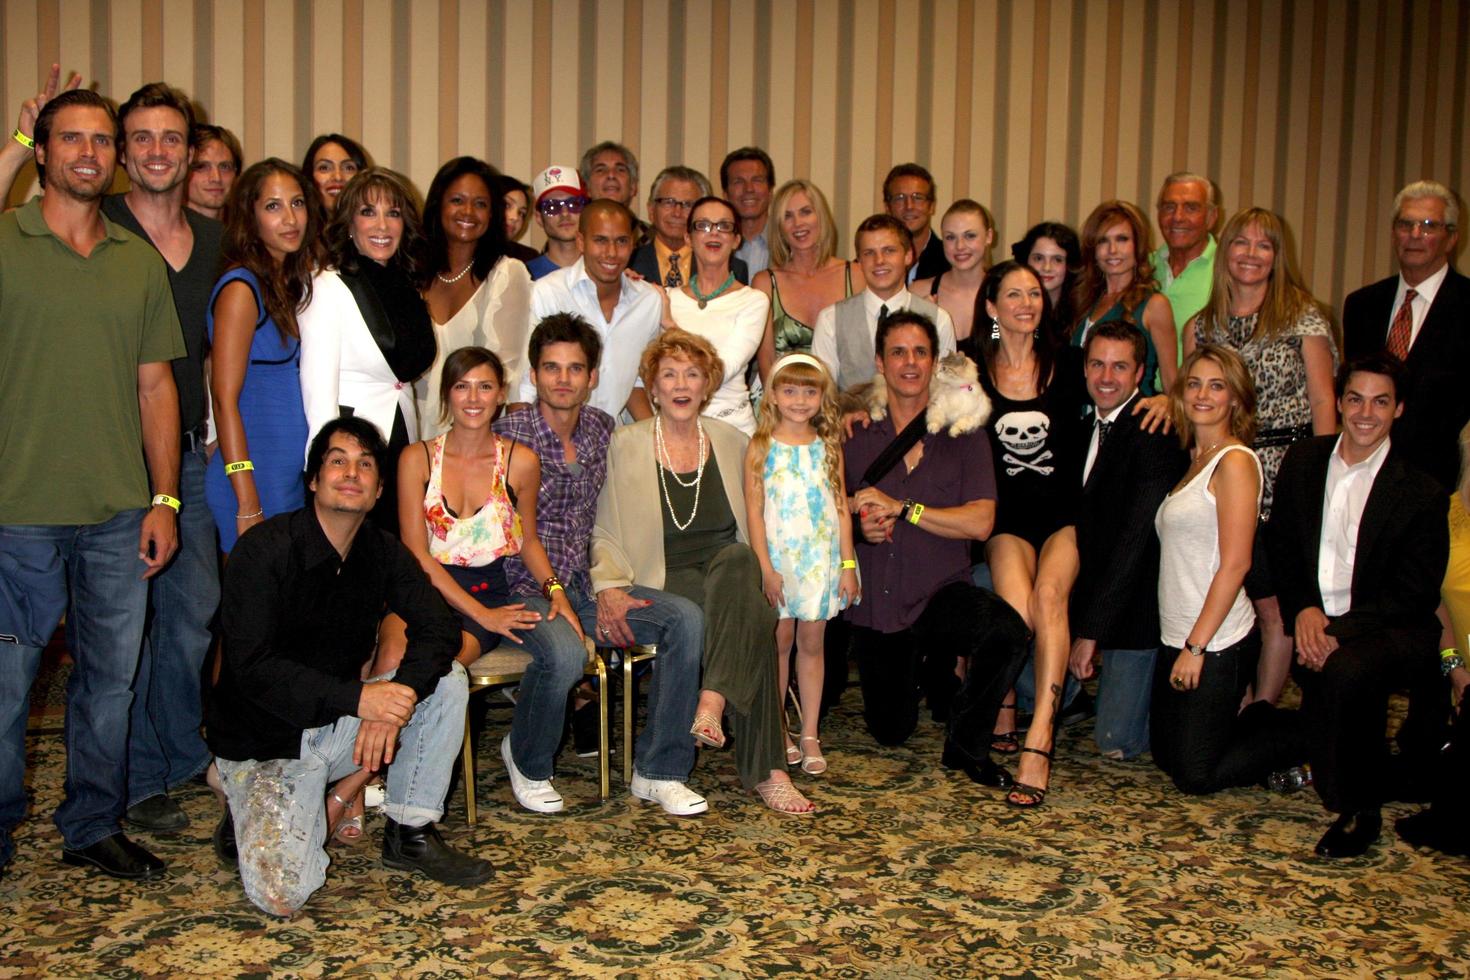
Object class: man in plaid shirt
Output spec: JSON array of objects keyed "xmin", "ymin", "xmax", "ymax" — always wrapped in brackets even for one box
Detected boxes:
[{"xmin": 492, "ymin": 314, "xmax": 709, "ymax": 816}]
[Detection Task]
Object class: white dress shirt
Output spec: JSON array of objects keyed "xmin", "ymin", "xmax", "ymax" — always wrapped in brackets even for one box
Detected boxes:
[
  {"xmin": 1082, "ymin": 392, "xmax": 1137, "ymax": 484},
  {"xmin": 810, "ymin": 287, "xmax": 957, "ymax": 381},
  {"xmin": 1389, "ymin": 262, "xmax": 1449, "ymax": 351},
  {"xmin": 518, "ymin": 258, "xmax": 663, "ymax": 421},
  {"xmin": 1317, "ymin": 435, "xmax": 1392, "ymax": 616}
]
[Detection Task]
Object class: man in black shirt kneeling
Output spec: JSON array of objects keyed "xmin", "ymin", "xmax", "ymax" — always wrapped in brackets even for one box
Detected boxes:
[{"xmin": 207, "ymin": 417, "xmax": 490, "ymax": 916}]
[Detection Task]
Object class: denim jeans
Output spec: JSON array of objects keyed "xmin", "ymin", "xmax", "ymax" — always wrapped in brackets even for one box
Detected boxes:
[
  {"xmin": 215, "ymin": 662, "xmax": 468, "ymax": 916},
  {"xmin": 514, "ymin": 585, "xmax": 703, "ymax": 783},
  {"xmin": 1151, "ymin": 630, "xmax": 1261, "ymax": 795},
  {"xmin": 0, "ymin": 509, "xmax": 149, "ymax": 861},
  {"xmin": 1094, "ymin": 647, "xmax": 1158, "ymax": 759},
  {"xmin": 129, "ymin": 447, "xmax": 219, "ymax": 804}
]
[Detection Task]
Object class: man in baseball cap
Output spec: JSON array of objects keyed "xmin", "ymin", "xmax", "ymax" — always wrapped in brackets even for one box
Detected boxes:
[{"xmin": 526, "ymin": 164, "xmax": 588, "ymax": 281}]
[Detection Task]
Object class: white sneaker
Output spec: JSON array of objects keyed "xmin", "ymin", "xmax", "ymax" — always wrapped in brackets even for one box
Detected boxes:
[
  {"xmin": 630, "ymin": 773, "xmax": 708, "ymax": 816},
  {"xmin": 501, "ymin": 736, "xmax": 564, "ymax": 813}
]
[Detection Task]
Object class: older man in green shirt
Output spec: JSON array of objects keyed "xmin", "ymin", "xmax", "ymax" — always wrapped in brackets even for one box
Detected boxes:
[
  {"xmin": 1150, "ymin": 172, "xmax": 1220, "ymax": 359},
  {"xmin": 0, "ymin": 90, "xmax": 185, "ymax": 883}
]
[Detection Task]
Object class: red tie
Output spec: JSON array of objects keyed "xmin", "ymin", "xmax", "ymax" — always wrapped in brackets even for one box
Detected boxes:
[{"xmin": 1385, "ymin": 288, "xmax": 1417, "ymax": 360}]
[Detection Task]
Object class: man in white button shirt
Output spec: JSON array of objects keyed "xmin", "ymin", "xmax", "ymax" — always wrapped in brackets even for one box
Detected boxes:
[
  {"xmin": 1342, "ymin": 180, "xmax": 1468, "ymax": 491},
  {"xmin": 1267, "ymin": 353, "xmax": 1449, "ymax": 858},
  {"xmin": 514, "ymin": 200, "xmax": 659, "ymax": 422},
  {"xmin": 811, "ymin": 214, "xmax": 955, "ymax": 402}
]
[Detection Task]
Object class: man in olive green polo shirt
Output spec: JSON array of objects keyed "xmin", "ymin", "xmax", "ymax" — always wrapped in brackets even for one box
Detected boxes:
[
  {"xmin": 1150, "ymin": 172, "xmax": 1220, "ymax": 357},
  {"xmin": 0, "ymin": 90, "xmax": 185, "ymax": 883}
]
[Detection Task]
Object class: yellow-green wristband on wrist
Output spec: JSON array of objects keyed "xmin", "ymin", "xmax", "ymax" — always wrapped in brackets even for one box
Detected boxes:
[
  {"xmin": 907, "ymin": 502, "xmax": 925, "ymax": 525},
  {"xmin": 151, "ymin": 493, "xmax": 181, "ymax": 512},
  {"xmin": 225, "ymin": 459, "xmax": 255, "ymax": 474},
  {"xmin": 1442, "ymin": 647, "xmax": 1462, "ymax": 661},
  {"xmin": 840, "ymin": 559, "xmax": 857, "ymax": 570},
  {"xmin": 547, "ymin": 583, "xmax": 565, "ymax": 595},
  {"xmin": 12, "ymin": 128, "xmax": 34, "ymax": 150}
]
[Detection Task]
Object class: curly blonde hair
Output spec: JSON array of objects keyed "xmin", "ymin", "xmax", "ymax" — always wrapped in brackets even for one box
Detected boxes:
[
  {"xmin": 638, "ymin": 328, "xmax": 725, "ymax": 413},
  {"xmin": 751, "ymin": 357, "xmax": 844, "ymax": 499}
]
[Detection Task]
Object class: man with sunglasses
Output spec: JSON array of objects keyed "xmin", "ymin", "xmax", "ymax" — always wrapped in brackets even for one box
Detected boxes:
[
  {"xmin": 1342, "ymin": 180, "xmax": 1469, "ymax": 491},
  {"xmin": 630, "ymin": 166, "xmax": 750, "ymax": 287},
  {"xmin": 526, "ymin": 164, "xmax": 588, "ymax": 282}
]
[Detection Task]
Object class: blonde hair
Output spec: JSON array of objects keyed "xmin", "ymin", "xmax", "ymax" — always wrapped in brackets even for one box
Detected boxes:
[
  {"xmin": 751, "ymin": 358, "xmax": 844, "ymax": 499},
  {"xmin": 1170, "ymin": 344, "xmax": 1258, "ymax": 448},
  {"xmin": 1203, "ymin": 207, "xmax": 1330, "ymax": 347},
  {"xmin": 768, "ymin": 179, "xmax": 838, "ymax": 267},
  {"xmin": 638, "ymin": 328, "xmax": 725, "ymax": 412}
]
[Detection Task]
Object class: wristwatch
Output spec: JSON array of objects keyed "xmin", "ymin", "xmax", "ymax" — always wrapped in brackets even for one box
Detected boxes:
[{"xmin": 1186, "ymin": 641, "xmax": 1205, "ymax": 657}]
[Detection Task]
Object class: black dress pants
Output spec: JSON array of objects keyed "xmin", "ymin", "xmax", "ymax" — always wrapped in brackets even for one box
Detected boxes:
[
  {"xmin": 1151, "ymin": 630, "xmax": 1262, "ymax": 795},
  {"xmin": 851, "ymin": 581, "xmax": 1029, "ymax": 754}
]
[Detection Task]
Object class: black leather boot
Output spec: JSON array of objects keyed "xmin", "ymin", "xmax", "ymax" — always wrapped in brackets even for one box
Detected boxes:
[{"xmin": 381, "ymin": 818, "xmax": 493, "ymax": 886}]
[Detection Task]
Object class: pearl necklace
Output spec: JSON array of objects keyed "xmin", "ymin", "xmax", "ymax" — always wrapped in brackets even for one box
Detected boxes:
[
  {"xmin": 655, "ymin": 414, "xmax": 706, "ymax": 530},
  {"xmin": 436, "ymin": 261, "xmax": 474, "ymax": 285}
]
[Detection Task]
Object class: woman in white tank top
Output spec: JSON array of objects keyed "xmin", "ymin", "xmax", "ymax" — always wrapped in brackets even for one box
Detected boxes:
[{"xmin": 1152, "ymin": 345, "xmax": 1265, "ymax": 795}]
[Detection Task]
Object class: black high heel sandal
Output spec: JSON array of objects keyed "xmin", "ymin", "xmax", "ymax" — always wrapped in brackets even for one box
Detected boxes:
[
  {"xmin": 1005, "ymin": 746, "xmax": 1053, "ymax": 808},
  {"xmin": 991, "ymin": 700, "xmax": 1021, "ymax": 754}
]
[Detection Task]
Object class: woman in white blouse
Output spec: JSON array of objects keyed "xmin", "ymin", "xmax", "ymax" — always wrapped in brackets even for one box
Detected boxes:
[
  {"xmin": 299, "ymin": 168, "xmax": 437, "ymax": 535},
  {"xmin": 415, "ymin": 157, "xmax": 532, "ymax": 439},
  {"xmin": 666, "ymin": 196, "xmax": 770, "ymax": 435}
]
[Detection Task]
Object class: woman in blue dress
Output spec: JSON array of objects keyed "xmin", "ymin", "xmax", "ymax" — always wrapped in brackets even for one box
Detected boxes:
[{"xmin": 205, "ymin": 159, "xmax": 323, "ymax": 552}]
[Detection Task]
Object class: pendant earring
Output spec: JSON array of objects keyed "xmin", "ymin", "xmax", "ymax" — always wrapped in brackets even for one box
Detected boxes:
[{"xmin": 990, "ymin": 317, "xmax": 1000, "ymax": 340}]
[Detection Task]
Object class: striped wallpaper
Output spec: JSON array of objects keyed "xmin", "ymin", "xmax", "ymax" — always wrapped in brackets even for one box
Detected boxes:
[{"xmin": 2, "ymin": 0, "xmax": 1465, "ymax": 313}]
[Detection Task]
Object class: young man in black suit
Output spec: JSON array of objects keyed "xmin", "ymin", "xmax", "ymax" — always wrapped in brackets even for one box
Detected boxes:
[
  {"xmin": 1342, "ymin": 180, "xmax": 1468, "ymax": 492},
  {"xmin": 1069, "ymin": 321, "xmax": 1189, "ymax": 760},
  {"xmin": 1268, "ymin": 354, "xmax": 1450, "ymax": 858}
]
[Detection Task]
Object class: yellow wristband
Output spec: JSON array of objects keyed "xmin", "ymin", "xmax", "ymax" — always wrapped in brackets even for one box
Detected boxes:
[
  {"xmin": 1442, "ymin": 648, "xmax": 1462, "ymax": 660},
  {"xmin": 840, "ymin": 559, "xmax": 857, "ymax": 570},
  {"xmin": 547, "ymin": 583, "xmax": 565, "ymax": 595},
  {"xmin": 151, "ymin": 493, "xmax": 181, "ymax": 512},
  {"xmin": 12, "ymin": 128, "xmax": 34, "ymax": 150},
  {"xmin": 907, "ymin": 502, "xmax": 925, "ymax": 525},
  {"xmin": 225, "ymin": 460, "xmax": 255, "ymax": 474}
]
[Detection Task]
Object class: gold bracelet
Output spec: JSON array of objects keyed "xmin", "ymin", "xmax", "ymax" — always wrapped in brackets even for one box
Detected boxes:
[{"xmin": 11, "ymin": 128, "xmax": 34, "ymax": 150}]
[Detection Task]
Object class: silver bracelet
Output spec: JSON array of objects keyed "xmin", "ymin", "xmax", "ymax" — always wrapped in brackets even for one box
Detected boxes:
[{"xmin": 236, "ymin": 509, "xmax": 264, "ymax": 519}]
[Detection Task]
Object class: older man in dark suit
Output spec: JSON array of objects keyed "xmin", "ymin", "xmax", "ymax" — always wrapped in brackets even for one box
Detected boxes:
[
  {"xmin": 1269, "ymin": 354, "xmax": 1449, "ymax": 858},
  {"xmin": 1342, "ymin": 180, "xmax": 1468, "ymax": 491},
  {"xmin": 1069, "ymin": 321, "xmax": 1188, "ymax": 760}
]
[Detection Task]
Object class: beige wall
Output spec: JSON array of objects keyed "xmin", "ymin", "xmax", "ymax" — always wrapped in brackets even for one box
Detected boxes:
[{"xmin": 3, "ymin": 0, "xmax": 1465, "ymax": 311}]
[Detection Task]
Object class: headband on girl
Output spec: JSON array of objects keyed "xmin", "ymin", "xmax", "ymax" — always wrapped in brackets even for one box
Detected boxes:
[{"xmin": 770, "ymin": 352, "xmax": 829, "ymax": 378}]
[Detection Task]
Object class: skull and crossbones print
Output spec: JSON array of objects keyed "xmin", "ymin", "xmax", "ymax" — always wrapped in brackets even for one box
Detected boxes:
[{"xmin": 993, "ymin": 409, "xmax": 1054, "ymax": 475}]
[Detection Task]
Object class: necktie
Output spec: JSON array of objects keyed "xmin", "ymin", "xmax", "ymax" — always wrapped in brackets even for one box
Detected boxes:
[
  {"xmin": 877, "ymin": 304, "xmax": 889, "ymax": 325},
  {"xmin": 1385, "ymin": 288, "xmax": 1416, "ymax": 360},
  {"xmin": 665, "ymin": 253, "xmax": 683, "ymax": 288},
  {"xmin": 1096, "ymin": 419, "xmax": 1112, "ymax": 447}
]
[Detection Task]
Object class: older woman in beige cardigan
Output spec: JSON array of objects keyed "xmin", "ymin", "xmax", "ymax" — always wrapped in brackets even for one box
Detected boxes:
[{"xmin": 591, "ymin": 329, "xmax": 814, "ymax": 813}]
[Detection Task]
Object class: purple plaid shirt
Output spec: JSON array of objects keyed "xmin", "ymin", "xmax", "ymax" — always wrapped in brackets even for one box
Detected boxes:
[{"xmin": 493, "ymin": 405, "xmax": 614, "ymax": 597}]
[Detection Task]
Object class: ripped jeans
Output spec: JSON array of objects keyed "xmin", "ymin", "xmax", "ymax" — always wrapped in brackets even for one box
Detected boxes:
[{"xmin": 215, "ymin": 663, "xmax": 468, "ymax": 915}]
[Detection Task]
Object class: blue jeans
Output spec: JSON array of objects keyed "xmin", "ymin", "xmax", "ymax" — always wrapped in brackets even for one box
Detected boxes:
[
  {"xmin": 511, "ymin": 585, "xmax": 703, "ymax": 782},
  {"xmin": 0, "ymin": 509, "xmax": 149, "ymax": 861},
  {"xmin": 129, "ymin": 448, "xmax": 219, "ymax": 804},
  {"xmin": 216, "ymin": 662, "xmax": 468, "ymax": 916},
  {"xmin": 1094, "ymin": 647, "xmax": 1157, "ymax": 759}
]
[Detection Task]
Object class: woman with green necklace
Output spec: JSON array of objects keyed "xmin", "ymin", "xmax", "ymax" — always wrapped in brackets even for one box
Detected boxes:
[{"xmin": 667, "ymin": 196, "xmax": 770, "ymax": 435}]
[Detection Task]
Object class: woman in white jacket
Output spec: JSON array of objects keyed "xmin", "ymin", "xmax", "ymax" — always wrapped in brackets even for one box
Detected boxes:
[{"xmin": 299, "ymin": 168, "xmax": 437, "ymax": 535}]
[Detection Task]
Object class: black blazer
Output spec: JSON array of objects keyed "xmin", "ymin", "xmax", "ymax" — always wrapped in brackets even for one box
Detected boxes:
[
  {"xmin": 629, "ymin": 243, "xmax": 750, "ymax": 287},
  {"xmin": 1268, "ymin": 435, "xmax": 1448, "ymax": 645},
  {"xmin": 1072, "ymin": 395, "xmax": 1189, "ymax": 649},
  {"xmin": 1342, "ymin": 266, "xmax": 1470, "ymax": 491},
  {"xmin": 912, "ymin": 228, "xmax": 951, "ymax": 282}
]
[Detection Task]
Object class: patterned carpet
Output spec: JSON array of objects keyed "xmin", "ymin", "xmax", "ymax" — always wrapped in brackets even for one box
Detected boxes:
[{"xmin": 3, "ymin": 684, "xmax": 1469, "ymax": 978}]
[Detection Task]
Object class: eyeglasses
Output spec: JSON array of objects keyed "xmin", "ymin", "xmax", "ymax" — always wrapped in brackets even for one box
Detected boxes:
[
  {"xmin": 886, "ymin": 192, "xmax": 931, "ymax": 206},
  {"xmin": 1393, "ymin": 217, "xmax": 1454, "ymax": 236},
  {"xmin": 537, "ymin": 196, "xmax": 589, "ymax": 217},
  {"xmin": 653, "ymin": 197, "xmax": 695, "ymax": 212},
  {"xmin": 691, "ymin": 219, "xmax": 737, "ymax": 234}
]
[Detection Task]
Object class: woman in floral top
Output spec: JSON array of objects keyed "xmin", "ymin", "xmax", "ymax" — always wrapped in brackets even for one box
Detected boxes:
[{"xmin": 1185, "ymin": 207, "xmax": 1339, "ymax": 705}]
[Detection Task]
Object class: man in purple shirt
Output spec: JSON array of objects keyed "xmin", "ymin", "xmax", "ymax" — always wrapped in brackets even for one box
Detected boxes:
[
  {"xmin": 492, "ymin": 313, "xmax": 708, "ymax": 816},
  {"xmin": 844, "ymin": 311, "xmax": 1029, "ymax": 787}
]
